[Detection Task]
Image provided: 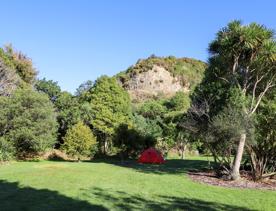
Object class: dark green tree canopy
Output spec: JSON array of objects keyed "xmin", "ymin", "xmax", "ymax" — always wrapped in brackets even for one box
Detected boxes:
[
  {"xmin": 0, "ymin": 88, "xmax": 58, "ymax": 157},
  {"xmin": 35, "ymin": 78, "xmax": 61, "ymax": 102},
  {"xmin": 138, "ymin": 100, "xmax": 166, "ymax": 119},
  {"xmin": 54, "ymin": 91, "xmax": 81, "ymax": 141},
  {"xmin": 90, "ymin": 76, "xmax": 132, "ymax": 138}
]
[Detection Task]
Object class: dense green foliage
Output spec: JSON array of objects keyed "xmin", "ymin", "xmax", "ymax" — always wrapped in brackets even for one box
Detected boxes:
[
  {"xmin": 35, "ymin": 78, "xmax": 62, "ymax": 102},
  {"xmin": 55, "ymin": 91, "xmax": 82, "ymax": 141},
  {"xmin": 167, "ymin": 91, "xmax": 191, "ymax": 112},
  {"xmin": 0, "ymin": 43, "xmax": 203, "ymax": 161},
  {"xmin": 138, "ymin": 100, "xmax": 166, "ymax": 118},
  {"xmin": 116, "ymin": 94, "xmax": 191, "ymax": 157},
  {"xmin": 0, "ymin": 89, "xmax": 58, "ymax": 158},
  {"xmin": 35, "ymin": 78, "xmax": 89, "ymax": 145},
  {"xmin": 89, "ymin": 76, "xmax": 132, "ymax": 153},
  {"xmin": 62, "ymin": 121, "xmax": 97, "ymax": 160},
  {"xmin": 251, "ymin": 97, "xmax": 276, "ymax": 179}
]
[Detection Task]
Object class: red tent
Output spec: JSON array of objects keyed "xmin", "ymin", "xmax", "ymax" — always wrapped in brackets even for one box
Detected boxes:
[{"xmin": 138, "ymin": 148, "xmax": 165, "ymax": 164}]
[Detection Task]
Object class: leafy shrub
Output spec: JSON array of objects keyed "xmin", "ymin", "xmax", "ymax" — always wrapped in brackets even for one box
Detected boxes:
[
  {"xmin": 167, "ymin": 91, "xmax": 190, "ymax": 112},
  {"xmin": 62, "ymin": 121, "xmax": 97, "ymax": 160},
  {"xmin": 138, "ymin": 100, "xmax": 166, "ymax": 118}
]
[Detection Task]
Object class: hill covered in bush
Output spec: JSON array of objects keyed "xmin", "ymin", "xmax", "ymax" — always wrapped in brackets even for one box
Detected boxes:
[{"xmin": 116, "ymin": 55, "xmax": 207, "ymax": 102}]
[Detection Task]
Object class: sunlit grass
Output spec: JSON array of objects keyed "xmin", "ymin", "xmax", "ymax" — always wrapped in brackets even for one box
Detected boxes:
[{"xmin": 0, "ymin": 157, "xmax": 275, "ymax": 210}]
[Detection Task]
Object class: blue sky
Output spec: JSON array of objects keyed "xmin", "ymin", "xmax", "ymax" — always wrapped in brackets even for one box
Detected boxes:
[{"xmin": 1, "ymin": 0, "xmax": 275, "ymax": 93}]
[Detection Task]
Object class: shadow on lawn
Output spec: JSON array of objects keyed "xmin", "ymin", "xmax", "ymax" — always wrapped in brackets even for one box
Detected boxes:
[
  {"xmin": 0, "ymin": 179, "xmax": 254, "ymax": 211},
  {"xmin": 81, "ymin": 187, "xmax": 254, "ymax": 211},
  {"xmin": 0, "ymin": 180, "xmax": 107, "ymax": 211},
  {"xmin": 91, "ymin": 158, "xmax": 213, "ymax": 175}
]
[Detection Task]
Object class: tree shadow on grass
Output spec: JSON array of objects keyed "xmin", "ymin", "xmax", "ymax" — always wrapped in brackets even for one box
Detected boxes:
[
  {"xmin": 0, "ymin": 180, "xmax": 107, "ymax": 211},
  {"xmin": 81, "ymin": 187, "xmax": 254, "ymax": 211},
  {"xmin": 90, "ymin": 158, "xmax": 212, "ymax": 175}
]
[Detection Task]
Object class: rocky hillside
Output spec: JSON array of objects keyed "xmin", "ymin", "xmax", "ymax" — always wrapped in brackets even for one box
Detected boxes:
[{"xmin": 117, "ymin": 56, "xmax": 207, "ymax": 102}]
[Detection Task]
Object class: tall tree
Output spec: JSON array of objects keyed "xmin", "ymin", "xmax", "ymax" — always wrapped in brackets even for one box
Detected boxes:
[
  {"xmin": 195, "ymin": 21, "xmax": 276, "ymax": 180},
  {"xmin": 0, "ymin": 88, "xmax": 58, "ymax": 158},
  {"xmin": 89, "ymin": 76, "xmax": 132, "ymax": 154}
]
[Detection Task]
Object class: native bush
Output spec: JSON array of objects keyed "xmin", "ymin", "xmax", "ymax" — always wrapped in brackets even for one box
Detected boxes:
[
  {"xmin": 0, "ymin": 88, "xmax": 58, "ymax": 158},
  {"xmin": 138, "ymin": 100, "xmax": 166, "ymax": 119},
  {"xmin": 62, "ymin": 121, "xmax": 97, "ymax": 160},
  {"xmin": 167, "ymin": 91, "xmax": 190, "ymax": 112},
  {"xmin": 250, "ymin": 97, "xmax": 276, "ymax": 180}
]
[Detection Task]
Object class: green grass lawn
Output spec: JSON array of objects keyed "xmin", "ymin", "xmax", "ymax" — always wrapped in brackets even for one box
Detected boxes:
[{"xmin": 0, "ymin": 157, "xmax": 275, "ymax": 211}]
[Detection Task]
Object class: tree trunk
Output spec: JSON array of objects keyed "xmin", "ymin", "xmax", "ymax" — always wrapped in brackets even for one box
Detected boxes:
[
  {"xmin": 180, "ymin": 142, "xmax": 183, "ymax": 159},
  {"xmin": 104, "ymin": 140, "xmax": 108, "ymax": 155},
  {"xmin": 103, "ymin": 140, "xmax": 106, "ymax": 155},
  {"xmin": 231, "ymin": 133, "xmax": 246, "ymax": 180},
  {"xmin": 181, "ymin": 149, "xmax": 184, "ymax": 160},
  {"xmin": 181, "ymin": 144, "xmax": 186, "ymax": 160}
]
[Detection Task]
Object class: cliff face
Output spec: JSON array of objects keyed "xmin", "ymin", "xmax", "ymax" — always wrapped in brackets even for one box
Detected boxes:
[
  {"xmin": 126, "ymin": 65, "xmax": 189, "ymax": 101},
  {"xmin": 117, "ymin": 56, "xmax": 207, "ymax": 102}
]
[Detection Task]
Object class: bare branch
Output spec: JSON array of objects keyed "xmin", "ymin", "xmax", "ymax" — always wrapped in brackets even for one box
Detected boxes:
[
  {"xmin": 250, "ymin": 77, "xmax": 275, "ymax": 115},
  {"xmin": 250, "ymin": 75, "xmax": 265, "ymax": 111}
]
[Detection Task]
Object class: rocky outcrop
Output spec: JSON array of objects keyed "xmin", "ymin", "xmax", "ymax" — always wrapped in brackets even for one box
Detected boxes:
[
  {"xmin": 117, "ymin": 56, "xmax": 206, "ymax": 102},
  {"xmin": 124, "ymin": 65, "xmax": 189, "ymax": 101}
]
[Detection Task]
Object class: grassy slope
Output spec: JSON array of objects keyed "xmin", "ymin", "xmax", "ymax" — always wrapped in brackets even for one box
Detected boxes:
[{"xmin": 0, "ymin": 158, "xmax": 275, "ymax": 211}]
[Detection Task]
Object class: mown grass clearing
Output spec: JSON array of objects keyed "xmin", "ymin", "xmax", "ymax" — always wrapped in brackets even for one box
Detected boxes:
[{"xmin": 0, "ymin": 157, "xmax": 275, "ymax": 211}]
